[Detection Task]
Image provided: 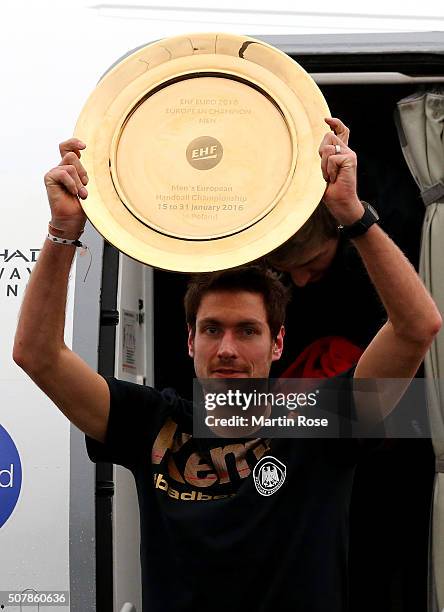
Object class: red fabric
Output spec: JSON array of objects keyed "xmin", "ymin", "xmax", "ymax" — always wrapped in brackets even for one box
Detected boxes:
[{"xmin": 280, "ymin": 336, "xmax": 363, "ymax": 379}]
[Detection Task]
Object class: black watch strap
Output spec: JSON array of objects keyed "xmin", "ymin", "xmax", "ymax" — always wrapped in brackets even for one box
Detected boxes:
[{"xmin": 339, "ymin": 201, "xmax": 379, "ymax": 239}]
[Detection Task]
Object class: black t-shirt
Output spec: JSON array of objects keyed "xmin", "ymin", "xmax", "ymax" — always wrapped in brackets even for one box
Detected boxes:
[{"xmin": 86, "ymin": 370, "xmax": 362, "ymax": 612}]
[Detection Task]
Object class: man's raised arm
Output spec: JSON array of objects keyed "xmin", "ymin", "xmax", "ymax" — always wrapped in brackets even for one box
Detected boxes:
[
  {"xmin": 319, "ymin": 118, "xmax": 442, "ymax": 418},
  {"xmin": 13, "ymin": 140, "xmax": 110, "ymax": 442}
]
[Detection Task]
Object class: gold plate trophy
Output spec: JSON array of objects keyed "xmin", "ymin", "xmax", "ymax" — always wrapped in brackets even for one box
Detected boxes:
[{"xmin": 74, "ymin": 33, "xmax": 330, "ymax": 272}]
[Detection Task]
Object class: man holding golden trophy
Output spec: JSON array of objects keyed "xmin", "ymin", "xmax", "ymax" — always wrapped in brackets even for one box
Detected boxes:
[{"xmin": 14, "ymin": 33, "xmax": 440, "ymax": 611}]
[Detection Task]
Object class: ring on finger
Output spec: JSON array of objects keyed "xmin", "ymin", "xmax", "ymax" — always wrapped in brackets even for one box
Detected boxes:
[{"xmin": 335, "ymin": 144, "xmax": 341, "ymax": 154}]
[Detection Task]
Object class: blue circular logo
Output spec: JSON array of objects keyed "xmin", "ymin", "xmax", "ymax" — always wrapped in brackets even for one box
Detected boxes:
[{"xmin": 0, "ymin": 424, "xmax": 22, "ymax": 528}]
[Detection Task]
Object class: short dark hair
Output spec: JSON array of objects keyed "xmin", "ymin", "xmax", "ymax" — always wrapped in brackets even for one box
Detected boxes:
[
  {"xmin": 266, "ymin": 202, "xmax": 339, "ymax": 269},
  {"xmin": 184, "ymin": 265, "xmax": 291, "ymax": 340}
]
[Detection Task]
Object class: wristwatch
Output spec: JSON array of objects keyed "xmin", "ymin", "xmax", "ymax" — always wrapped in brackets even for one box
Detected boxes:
[{"xmin": 339, "ymin": 201, "xmax": 379, "ymax": 240}]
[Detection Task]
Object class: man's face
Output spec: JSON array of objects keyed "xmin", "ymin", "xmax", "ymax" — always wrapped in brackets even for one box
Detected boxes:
[
  {"xmin": 277, "ymin": 238, "xmax": 339, "ymax": 287},
  {"xmin": 188, "ymin": 290, "xmax": 284, "ymax": 380}
]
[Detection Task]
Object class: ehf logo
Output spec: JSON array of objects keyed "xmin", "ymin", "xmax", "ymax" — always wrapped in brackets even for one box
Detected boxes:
[
  {"xmin": 186, "ymin": 136, "xmax": 223, "ymax": 170},
  {"xmin": 253, "ymin": 455, "xmax": 286, "ymax": 497},
  {"xmin": 0, "ymin": 423, "xmax": 22, "ymax": 528}
]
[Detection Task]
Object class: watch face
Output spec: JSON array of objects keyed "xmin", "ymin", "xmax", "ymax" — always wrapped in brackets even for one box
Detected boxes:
[{"xmin": 367, "ymin": 203, "xmax": 379, "ymax": 221}]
